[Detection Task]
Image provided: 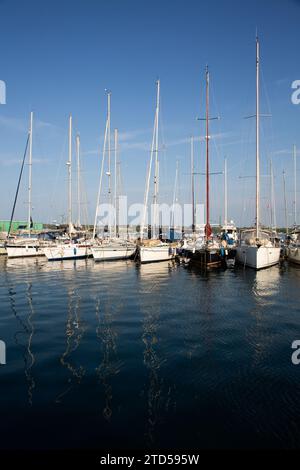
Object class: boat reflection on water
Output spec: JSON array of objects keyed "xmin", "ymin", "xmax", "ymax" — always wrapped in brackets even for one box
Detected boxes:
[
  {"xmin": 91, "ymin": 259, "xmax": 133, "ymax": 275},
  {"xmin": 247, "ymin": 266, "xmax": 281, "ymax": 367},
  {"xmin": 251, "ymin": 266, "xmax": 281, "ymax": 306},
  {"xmin": 136, "ymin": 260, "xmax": 177, "ymax": 294},
  {"xmin": 40, "ymin": 258, "xmax": 89, "ymax": 273},
  {"xmin": 95, "ymin": 295, "xmax": 123, "ymax": 422},
  {"xmin": 56, "ymin": 287, "xmax": 85, "ymax": 403},
  {"xmin": 137, "ymin": 261, "xmax": 176, "ymax": 447},
  {"xmin": 141, "ymin": 303, "xmax": 166, "ymax": 447},
  {"xmin": 5, "ymin": 255, "xmax": 44, "ymax": 272},
  {"xmin": 8, "ymin": 280, "xmax": 36, "ymax": 406}
]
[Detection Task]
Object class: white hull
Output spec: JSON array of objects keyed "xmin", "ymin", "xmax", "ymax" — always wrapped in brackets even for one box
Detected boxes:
[
  {"xmin": 287, "ymin": 246, "xmax": 300, "ymax": 265},
  {"xmin": 236, "ymin": 245, "xmax": 280, "ymax": 270},
  {"xmin": 139, "ymin": 245, "xmax": 175, "ymax": 263},
  {"xmin": 43, "ymin": 244, "xmax": 91, "ymax": 261},
  {"xmin": 6, "ymin": 244, "xmax": 44, "ymax": 258},
  {"xmin": 91, "ymin": 246, "xmax": 135, "ymax": 261}
]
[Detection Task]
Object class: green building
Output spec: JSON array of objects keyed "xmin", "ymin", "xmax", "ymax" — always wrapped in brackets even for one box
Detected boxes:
[{"xmin": 0, "ymin": 220, "xmax": 44, "ymax": 232}]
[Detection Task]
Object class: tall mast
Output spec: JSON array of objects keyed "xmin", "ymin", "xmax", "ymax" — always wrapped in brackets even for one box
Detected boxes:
[
  {"xmin": 117, "ymin": 160, "xmax": 121, "ymax": 238},
  {"xmin": 153, "ymin": 79, "xmax": 160, "ymax": 239},
  {"xmin": 191, "ymin": 136, "xmax": 195, "ymax": 233},
  {"xmin": 224, "ymin": 157, "xmax": 228, "ymax": 228},
  {"xmin": 270, "ymin": 158, "xmax": 277, "ymax": 232},
  {"xmin": 205, "ymin": 66, "xmax": 211, "ymax": 240},
  {"xmin": 283, "ymin": 170, "xmax": 288, "ymax": 235},
  {"xmin": 141, "ymin": 80, "xmax": 160, "ymax": 241},
  {"xmin": 171, "ymin": 159, "xmax": 179, "ymax": 231},
  {"xmin": 293, "ymin": 144, "xmax": 297, "ymax": 227},
  {"xmin": 107, "ymin": 91, "xmax": 112, "ymax": 238},
  {"xmin": 76, "ymin": 134, "xmax": 81, "ymax": 227},
  {"xmin": 255, "ymin": 36, "xmax": 260, "ymax": 239},
  {"xmin": 67, "ymin": 114, "xmax": 72, "ymax": 234},
  {"xmin": 28, "ymin": 111, "xmax": 33, "ymax": 235},
  {"xmin": 114, "ymin": 128, "xmax": 118, "ymax": 237}
]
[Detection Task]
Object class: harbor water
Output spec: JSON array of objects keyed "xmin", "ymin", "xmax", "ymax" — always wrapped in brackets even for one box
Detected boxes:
[{"xmin": 0, "ymin": 257, "xmax": 300, "ymax": 450}]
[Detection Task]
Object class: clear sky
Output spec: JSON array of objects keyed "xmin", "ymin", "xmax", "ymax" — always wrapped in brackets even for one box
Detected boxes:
[{"xmin": 0, "ymin": 0, "xmax": 299, "ymax": 228}]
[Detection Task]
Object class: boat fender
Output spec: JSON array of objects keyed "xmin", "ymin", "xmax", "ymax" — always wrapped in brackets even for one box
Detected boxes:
[{"xmin": 74, "ymin": 247, "xmax": 77, "ymax": 255}]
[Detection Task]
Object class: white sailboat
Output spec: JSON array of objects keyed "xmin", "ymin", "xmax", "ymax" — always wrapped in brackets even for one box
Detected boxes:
[
  {"xmin": 91, "ymin": 239, "xmax": 135, "ymax": 261},
  {"xmin": 91, "ymin": 93, "xmax": 136, "ymax": 261},
  {"xmin": 6, "ymin": 112, "xmax": 44, "ymax": 259},
  {"xmin": 138, "ymin": 80, "xmax": 175, "ymax": 264},
  {"xmin": 43, "ymin": 115, "xmax": 91, "ymax": 261},
  {"xmin": 236, "ymin": 37, "xmax": 280, "ymax": 270}
]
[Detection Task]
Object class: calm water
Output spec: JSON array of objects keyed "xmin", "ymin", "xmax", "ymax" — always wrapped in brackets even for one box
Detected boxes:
[{"xmin": 0, "ymin": 256, "xmax": 300, "ymax": 450}]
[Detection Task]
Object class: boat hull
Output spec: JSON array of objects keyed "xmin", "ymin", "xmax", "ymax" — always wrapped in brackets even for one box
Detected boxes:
[
  {"xmin": 287, "ymin": 246, "xmax": 300, "ymax": 265},
  {"xmin": 190, "ymin": 248, "xmax": 222, "ymax": 268},
  {"xmin": 6, "ymin": 245, "xmax": 44, "ymax": 258},
  {"xmin": 91, "ymin": 246, "xmax": 135, "ymax": 261},
  {"xmin": 139, "ymin": 245, "xmax": 175, "ymax": 263},
  {"xmin": 236, "ymin": 245, "xmax": 281, "ymax": 270},
  {"xmin": 43, "ymin": 245, "xmax": 91, "ymax": 261}
]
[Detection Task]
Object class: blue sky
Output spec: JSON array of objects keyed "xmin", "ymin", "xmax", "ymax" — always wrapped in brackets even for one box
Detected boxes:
[{"xmin": 0, "ymin": 0, "xmax": 299, "ymax": 227}]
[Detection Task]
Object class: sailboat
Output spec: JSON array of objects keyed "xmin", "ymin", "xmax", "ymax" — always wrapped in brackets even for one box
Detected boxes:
[
  {"xmin": 43, "ymin": 115, "xmax": 91, "ymax": 261},
  {"xmin": 137, "ymin": 80, "xmax": 175, "ymax": 263},
  {"xmin": 6, "ymin": 112, "xmax": 44, "ymax": 258},
  {"xmin": 236, "ymin": 37, "xmax": 281, "ymax": 270},
  {"xmin": 91, "ymin": 92, "xmax": 135, "ymax": 261},
  {"xmin": 189, "ymin": 66, "xmax": 223, "ymax": 268},
  {"xmin": 287, "ymin": 145, "xmax": 300, "ymax": 264},
  {"xmin": 179, "ymin": 136, "xmax": 205, "ymax": 261}
]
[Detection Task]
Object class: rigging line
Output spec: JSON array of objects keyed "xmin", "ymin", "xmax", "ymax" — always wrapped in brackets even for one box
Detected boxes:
[
  {"xmin": 210, "ymin": 78, "xmax": 222, "ymax": 135},
  {"xmin": 239, "ymin": 79, "xmax": 260, "ymax": 227},
  {"xmin": 77, "ymin": 164, "xmax": 89, "ymax": 228},
  {"xmin": 260, "ymin": 68, "xmax": 277, "ymax": 219},
  {"xmin": 49, "ymin": 131, "xmax": 68, "ymax": 223},
  {"xmin": 7, "ymin": 134, "xmax": 30, "ymax": 238},
  {"xmin": 33, "ymin": 129, "xmax": 46, "ymax": 215},
  {"xmin": 158, "ymin": 92, "xmax": 168, "ymax": 200},
  {"xmin": 75, "ymin": 139, "xmax": 90, "ymax": 228}
]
